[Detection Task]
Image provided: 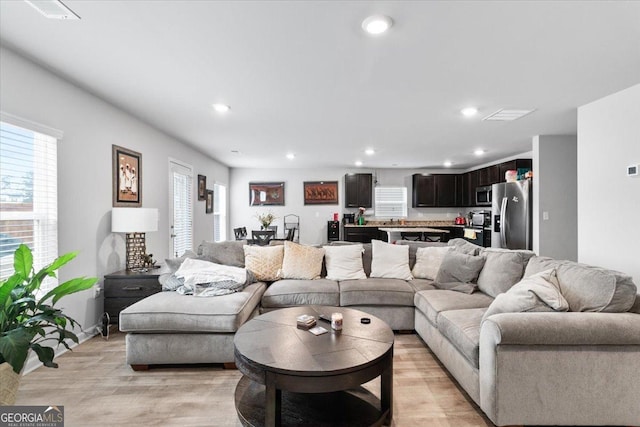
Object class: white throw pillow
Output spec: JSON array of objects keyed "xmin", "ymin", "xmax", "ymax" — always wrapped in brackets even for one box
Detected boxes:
[
  {"xmin": 323, "ymin": 244, "xmax": 367, "ymax": 281},
  {"xmin": 412, "ymin": 246, "xmax": 453, "ymax": 280},
  {"xmin": 370, "ymin": 240, "xmax": 413, "ymax": 280}
]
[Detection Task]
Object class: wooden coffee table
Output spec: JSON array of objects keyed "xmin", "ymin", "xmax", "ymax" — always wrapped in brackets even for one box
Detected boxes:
[{"xmin": 233, "ymin": 306, "xmax": 394, "ymax": 427}]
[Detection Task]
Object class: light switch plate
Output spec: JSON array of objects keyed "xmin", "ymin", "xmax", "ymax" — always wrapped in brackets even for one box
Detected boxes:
[{"xmin": 627, "ymin": 164, "xmax": 638, "ymax": 177}]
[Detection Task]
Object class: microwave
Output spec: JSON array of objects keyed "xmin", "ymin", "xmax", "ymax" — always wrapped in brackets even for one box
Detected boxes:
[{"xmin": 475, "ymin": 185, "xmax": 492, "ymax": 206}]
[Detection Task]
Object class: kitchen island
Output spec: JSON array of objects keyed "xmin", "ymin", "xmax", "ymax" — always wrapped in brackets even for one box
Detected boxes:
[
  {"xmin": 378, "ymin": 227, "xmax": 450, "ymax": 243},
  {"xmin": 343, "ymin": 222, "xmax": 462, "ymax": 243}
]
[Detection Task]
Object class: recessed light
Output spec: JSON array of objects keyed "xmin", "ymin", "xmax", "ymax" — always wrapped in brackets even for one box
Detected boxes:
[
  {"xmin": 474, "ymin": 149, "xmax": 485, "ymax": 156},
  {"xmin": 212, "ymin": 103, "xmax": 230, "ymax": 113},
  {"xmin": 286, "ymin": 153, "xmax": 295, "ymax": 160},
  {"xmin": 25, "ymin": 0, "xmax": 80, "ymax": 20},
  {"xmin": 365, "ymin": 148, "xmax": 375, "ymax": 156},
  {"xmin": 362, "ymin": 15, "xmax": 393, "ymax": 35},
  {"xmin": 461, "ymin": 107, "xmax": 478, "ymax": 117},
  {"xmin": 443, "ymin": 161, "xmax": 453, "ymax": 167},
  {"xmin": 355, "ymin": 160, "xmax": 363, "ymax": 167}
]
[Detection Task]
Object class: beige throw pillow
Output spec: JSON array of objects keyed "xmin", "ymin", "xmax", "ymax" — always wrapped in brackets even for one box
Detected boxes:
[
  {"xmin": 243, "ymin": 245, "xmax": 284, "ymax": 282},
  {"xmin": 370, "ymin": 240, "xmax": 413, "ymax": 280},
  {"xmin": 281, "ymin": 241, "xmax": 325, "ymax": 280},
  {"xmin": 323, "ymin": 244, "xmax": 367, "ymax": 281},
  {"xmin": 412, "ymin": 246, "xmax": 453, "ymax": 280}
]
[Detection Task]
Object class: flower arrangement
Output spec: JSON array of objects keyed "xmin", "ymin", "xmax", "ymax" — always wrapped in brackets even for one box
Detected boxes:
[{"xmin": 256, "ymin": 211, "xmax": 276, "ymax": 229}]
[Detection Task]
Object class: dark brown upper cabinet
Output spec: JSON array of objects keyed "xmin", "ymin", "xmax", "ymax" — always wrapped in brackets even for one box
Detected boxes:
[{"xmin": 344, "ymin": 173, "xmax": 373, "ymax": 208}]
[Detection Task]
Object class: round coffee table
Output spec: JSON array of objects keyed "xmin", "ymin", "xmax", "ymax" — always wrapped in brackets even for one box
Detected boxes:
[{"xmin": 234, "ymin": 306, "xmax": 394, "ymax": 427}]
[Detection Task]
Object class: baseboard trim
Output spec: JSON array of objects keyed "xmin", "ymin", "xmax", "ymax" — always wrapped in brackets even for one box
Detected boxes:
[{"xmin": 22, "ymin": 323, "xmax": 100, "ymax": 375}]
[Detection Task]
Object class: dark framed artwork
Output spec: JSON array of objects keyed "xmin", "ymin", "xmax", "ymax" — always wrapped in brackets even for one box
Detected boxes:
[
  {"xmin": 249, "ymin": 182, "xmax": 285, "ymax": 206},
  {"xmin": 112, "ymin": 145, "xmax": 142, "ymax": 207},
  {"xmin": 206, "ymin": 189, "xmax": 214, "ymax": 214},
  {"xmin": 198, "ymin": 175, "xmax": 207, "ymax": 200},
  {"xmin": 304, "ymin": 181, "xmax": 339, "ymax": 205}
]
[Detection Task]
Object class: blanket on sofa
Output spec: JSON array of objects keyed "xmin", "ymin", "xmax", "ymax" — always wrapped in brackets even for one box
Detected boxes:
[{"xmin": 165, "ymin": 258, "xmax": 251, "ymax": 297}]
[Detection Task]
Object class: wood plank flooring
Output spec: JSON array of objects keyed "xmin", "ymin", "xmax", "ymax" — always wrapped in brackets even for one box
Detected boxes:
[{"xmin": 15, "ymin": 329, "xmax": 494, "ymax": 426}]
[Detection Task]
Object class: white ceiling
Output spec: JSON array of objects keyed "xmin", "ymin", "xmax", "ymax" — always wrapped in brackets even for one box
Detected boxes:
[{"xmin": 1, "ymin": 1, "xmax": 639, "ymax": 169}]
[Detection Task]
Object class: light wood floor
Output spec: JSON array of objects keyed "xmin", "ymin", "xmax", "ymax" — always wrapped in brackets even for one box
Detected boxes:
[{"xmin": 15, "ymin": 329, "xmax": 494, "ymax": 427}]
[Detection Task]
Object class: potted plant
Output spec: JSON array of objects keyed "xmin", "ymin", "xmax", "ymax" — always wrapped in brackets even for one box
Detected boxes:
[
  {"xmin": 0, "ymin": 244, "xmax": 97, "ymax": 404},
  {"xmin": 256, "ymin": 211, "xmax": 276, "ymax": 229}
]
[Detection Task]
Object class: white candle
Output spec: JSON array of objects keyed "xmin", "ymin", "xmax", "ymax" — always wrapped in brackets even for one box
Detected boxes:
[{"xmin": 331, "ymin": 312, "xmax": 343, "ymax": 331}]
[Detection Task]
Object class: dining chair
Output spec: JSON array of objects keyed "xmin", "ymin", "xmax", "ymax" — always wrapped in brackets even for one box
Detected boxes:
[
  {"xmin": 285, "ymin": 227, "xmax": 296, "ymax": 241},
  {"xmin": 401, "ymin": 232, "xmax": 423, "ymax": 241},
  {"xmin": 252, "ymin": 230, "xmax": 275, "ymax": 246},
  {"xmin": 266, "ymin": 225, "xmax": 277, "ymax": 236},
  {"xmin": 234, "ymin": 227, "xmax": 247, "ymax": 240},
  {"xmin": 423, "ymin": 232, "xmax": 445, "ymax": 242}
]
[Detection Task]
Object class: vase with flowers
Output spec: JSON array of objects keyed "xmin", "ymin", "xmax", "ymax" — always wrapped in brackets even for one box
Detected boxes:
[
  {"xmin": 256, "ymin": 211, "xmax": 276, "ymax": 229},
  {"xmin": 356, "ymin": 207, "xmax": 366, "ymax": 225}
]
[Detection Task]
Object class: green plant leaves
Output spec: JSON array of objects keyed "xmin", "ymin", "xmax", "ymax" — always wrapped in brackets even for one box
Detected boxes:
[
  {"xmin": 40, "ymin": 277, "xmax": 97, "ymax": 306},
  {"xmin": 0, "ymin": 328, "xmax": 35, "ymax": 374},
  {"xmin": 13, "ymin": 244, "xmax": 32, "ymax": 279}
]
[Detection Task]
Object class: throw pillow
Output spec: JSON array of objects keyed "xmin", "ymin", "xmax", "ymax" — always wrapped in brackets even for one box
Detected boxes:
[
  {"xmin": 412, "ymin": 246, "xmax": 454, "ymax": 280},
  {"xmin": 165, "ymin": 250, "xmax": 199, "ymax": 273},
  {"xmin": 477, "ymin": 248, "xmax": 535, "ymax": 298},
  {"xmin": 197, "ymin": 240, "xmax": 246, "ymax": 267},
  {"xmin": 435, "ymin": 251, "xmax": 485, "ymax": 285},
  {"xmin": 281, "ymin": 241, "xmax": 325, "ymax": 280},
  {"xmin": 447, "ymin": 238, "xmax": 482, "ymax": 256},
  {"xmin": 482, "ymin": 268, "xmax": 569, "ymax": 323},
  {"xmin": 370, "ymin": 240, "xmax": 413, "ymax": 280},
  {"xmin": 323, "ymin": 244, "xmax": 367, "ymax": 281},
  {"xmin": 243, "ymin": 245, "xmax": 284, "ymax": 282}
]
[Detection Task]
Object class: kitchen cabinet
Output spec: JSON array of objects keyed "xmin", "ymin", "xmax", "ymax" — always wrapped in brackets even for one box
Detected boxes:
[
  {"xmin": 344, "ymin": 226, "xmax": 380, "ymax": 243},
  {"xmin": 345, "ymin": 173, "xmax": 373, "ymax": 208},
  {"xmin": 455, "ymin": 174, "xmax": 467, "ymax": 207},
  {"xmin": 413, "ymin": 173, "xmax": 462, "ymax": 208},
  {"xmin": 412, "ymin": 174, "xmax": 436, "ymax": 207},
  {"xmin": 466, "ymin": 170, "xmax": 479, "ymax": 207},
  {"xmin": 435, "ymin": 174, "xmax": 457, "ymax": 207},
  {"xmin": 498, "ymin": 159, "xmax": 532, "ymax": 182}
]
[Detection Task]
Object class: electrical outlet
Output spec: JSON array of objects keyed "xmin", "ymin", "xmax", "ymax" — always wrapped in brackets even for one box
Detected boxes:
[
  {"xmin": 93, "ymin": 286, "xmax": 101, "ymax": 299},
  {"xmin": 543, "ymin": 211, "xmax": 550, "ymax": 221}
]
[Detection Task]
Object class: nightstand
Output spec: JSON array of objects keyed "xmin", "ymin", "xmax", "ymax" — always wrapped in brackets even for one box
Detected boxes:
[{"xmin": 104, "ymin": 270, "xmax": 161, "ymax": 324}]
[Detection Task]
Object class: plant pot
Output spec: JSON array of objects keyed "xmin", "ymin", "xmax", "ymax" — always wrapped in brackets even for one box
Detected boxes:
[{"xmin": 0, "ymin": 362, "xmax": 20, "ymax": 405}]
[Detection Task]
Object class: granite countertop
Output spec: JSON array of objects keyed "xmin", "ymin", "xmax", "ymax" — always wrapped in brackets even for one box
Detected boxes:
[{"xmin": 344, "ymin": 221, "xmax": 465, "ymax": 228}]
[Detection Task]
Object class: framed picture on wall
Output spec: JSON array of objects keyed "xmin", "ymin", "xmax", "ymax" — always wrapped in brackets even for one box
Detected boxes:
[
  {"xmin": 198, "ymin": 175, "xmax": 207, "ymax": 200},
  {"xmin": 303, "ymin": 181, "xmax": 338, "ymax": 205},
  {"xmin": 249, "ymin": 182, "xmax": 285, "ymax": 206},
  {"xmin": 206, "ymin": 189, "xmax": 214, "ymax": 214},
  {"xmin": 112, "ymin": 145, "xmax": 142, "ymax": 207}
]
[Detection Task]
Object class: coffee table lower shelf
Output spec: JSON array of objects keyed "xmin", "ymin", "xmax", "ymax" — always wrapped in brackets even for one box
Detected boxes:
[{"xmin": 235, "ymin": 376, "xmax": 389, "ymax": 427}]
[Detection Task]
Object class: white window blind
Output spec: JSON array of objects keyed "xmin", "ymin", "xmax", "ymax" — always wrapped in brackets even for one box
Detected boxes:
[
  {"xmin": 213, "ymin": 183, "xmax": 226, "ymax": 242},
  {"xmin": 374, "ymin": 187, "xmax": 407, "ymax": 218},
  {"xmin": 0, "ymin": 121, "xmax": 58, "ymax": 290},
  {"xmin": 170, "ymin": 161, "xmax": 193, "ymax": 257}
]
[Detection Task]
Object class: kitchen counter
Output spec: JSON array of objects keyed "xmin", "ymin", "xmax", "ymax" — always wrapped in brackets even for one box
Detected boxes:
[{"xmin": 344, "ymin": 222, "xmax": 466, "ymax": 228}]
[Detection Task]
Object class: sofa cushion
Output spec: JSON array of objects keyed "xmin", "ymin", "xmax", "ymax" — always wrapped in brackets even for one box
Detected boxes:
[
  {"xmin": 433, "ymin": 281, "xmax": 477, "ymax": 294},
  {"xmin": 244, "ymin": 245, "xmax": 284, "ymax": 282},
  {"xmin": 482, "ymin": 268, "xmax": 569, "ymax": 323},
  {"xmin": 412, "ymin": 246, "xmax": 454, "ymax": 280},
  {"xmin": 525, "ymin": 256, "xmax": 637, "ymax": 312},
  {"xmin": 439, "ymin": 308, "xmax": 486, "ymax": 368},
  {"xmin": 261, "ymin": 278, "xmax": 339, "ymax": 308},
  {"xmin": 370, "ymin": 240, "xmax": 413, "ymax": 280},
  {"xmin": 408, "ymin": 278, "xmax": 437, "ymax": 292},
  {"xmin": 339, "ymin": 278, "xmax": 415, "ymax": 307},
  {"xmin": 447, "ymin": 238, "xmax": 482, "ymax": 255},
  {"xmin": 414, "ymin": 289, "xmax": 494, "ymax": 326},
  {"xmin": 395, "ymin": 240, "xmax": 447, "ymax": 270},
  {"xmin": 323, "ymin": 244, "xmax": 367, "ymax": 280},
  {"xmin": 119, "ymin": 282, "xmax": 266, "ymax": 333},
  {"xmin": 281, "ymin": 241, "xmax": 325, "ymax": 280},
  {"xmin": 197, "ymin": 240, "xmax": 246, "ymax": 267},
  {"xmin": 477, "ymin": 248, "xmax": 534, "ymax": 297},
  {"xmin": 435, "ymin": 251, "xmax": 485, "ymax": 285}
]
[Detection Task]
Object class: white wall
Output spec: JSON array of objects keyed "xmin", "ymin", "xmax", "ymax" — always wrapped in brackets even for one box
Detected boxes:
[
  {"xmin": 532, "ymin": 135, "xmax": 577, "ymax": 260},
  {"xmin": 0, "ymin": 46, "xmax": 229, "ymax": 330},
  {"xmin": 577, "ymin": 84, "xmax": 640, "ymax": 285},
  {"xmin": 229, "ymin": 167, "xmax": 469, "ymax": 246}
]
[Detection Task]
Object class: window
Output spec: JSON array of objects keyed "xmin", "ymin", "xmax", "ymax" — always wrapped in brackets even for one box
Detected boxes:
[
  {"xmin": 169, "ymin": 160, "xmax": 193, "ymax": 257},
  {"xmin": 374, "ymin": 187, "xmax": 407, "ymax": 218},
  {"xmin": 0, "ymin": 119, "xmax": 59, "ymax": 291},
  {"xmin": 213, "ymin": 183, "xmax": 226, "ymax": 242}
]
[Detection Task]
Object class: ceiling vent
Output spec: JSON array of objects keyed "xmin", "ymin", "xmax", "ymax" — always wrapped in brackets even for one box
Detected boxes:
[
  {"xmin": 24, "ymin": 0, "xmax": 80, "ymax": 20},
  {"xmin": 482, "ymin": 109, "xmax": 535, "ymax": 121}
]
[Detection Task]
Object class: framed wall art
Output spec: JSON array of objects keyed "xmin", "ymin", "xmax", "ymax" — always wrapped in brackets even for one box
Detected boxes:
[
  {"xmin": 303, "ymin": 181, "xmax": 338, "ymax": 205},
  {"xmin": 206, "ymin": 189, "xmax": 214, "ymax": 213},
  {"xmin": 198, "ymin": 175, "xmax": 207, "ymax": 201},
  {"xmin": 249, "ymin": 182, "xmax": 285, "ymax": 206},
  {"xmin": 112, "ymin": 145, "xmax": 142, "ymax": 207}
]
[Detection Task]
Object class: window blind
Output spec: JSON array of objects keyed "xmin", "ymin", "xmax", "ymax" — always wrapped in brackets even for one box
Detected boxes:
[
  {"xmin": 374, "ymin": 187, "xmax": 408, "ymax": 218},
  {"xmin": 171, "ymin": 163, "xmax": 193, "ymax": 257},
  {"xmin": 213, "ymin": 183, "xmax": 226, "ymax": 242},
  {"xmin": 0, "ymin": 121, "xmax": 58, "ymax": 290}
]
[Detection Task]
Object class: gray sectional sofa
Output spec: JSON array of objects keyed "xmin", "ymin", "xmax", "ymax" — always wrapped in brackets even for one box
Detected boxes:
[{"xmin": 119, "ymin": 239, "xmax": 640, "ymax": 426}]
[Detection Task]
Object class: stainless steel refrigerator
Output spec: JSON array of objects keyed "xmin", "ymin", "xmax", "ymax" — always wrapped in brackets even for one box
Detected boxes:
[{"xmin": 491, "ymin": 180, "xmax": 532, "ymax": 250}]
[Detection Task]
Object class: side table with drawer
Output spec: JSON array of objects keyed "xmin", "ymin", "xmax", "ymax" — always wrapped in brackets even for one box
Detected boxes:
[{"xmin": 104, "ymin": 270, "xmax": 161, "ymax": 324}]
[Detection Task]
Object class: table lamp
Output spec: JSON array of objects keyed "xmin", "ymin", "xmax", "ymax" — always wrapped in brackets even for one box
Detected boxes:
[{"xmin": 111, "ymin": 207, "xmax": 158, "ymax": 271}]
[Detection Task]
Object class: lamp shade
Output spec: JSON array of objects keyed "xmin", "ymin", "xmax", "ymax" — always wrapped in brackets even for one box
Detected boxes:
[{"xmin": 112, "ymin": 208, "xmax": 158, "ymax": 233}]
